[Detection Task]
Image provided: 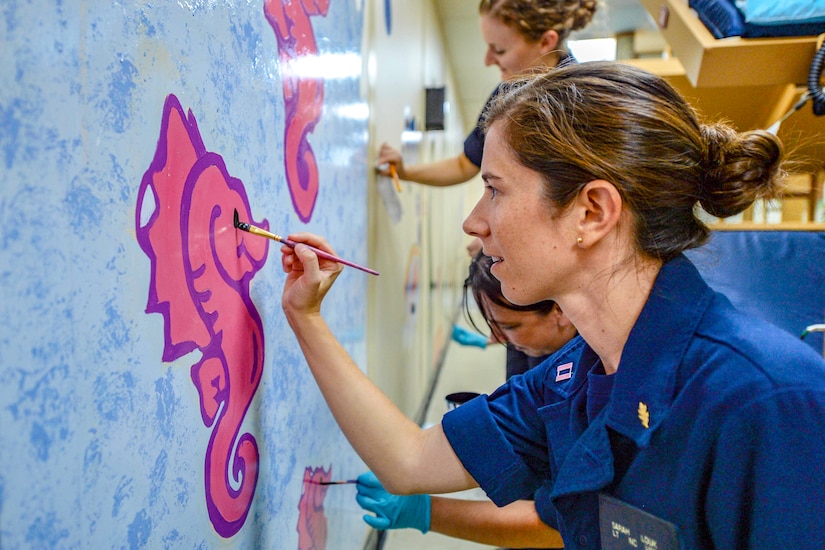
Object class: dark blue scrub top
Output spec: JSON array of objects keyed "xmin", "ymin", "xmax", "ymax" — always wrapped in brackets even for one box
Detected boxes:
[
  {"xmin": 462, "ymin": 85, "xmax": 501, "ymax": 168},
  {"xmin": 463, "ymin": 53, "xmax": 576, "ymax": 168},
  {"xmin": 443, "ymin": 255, "xmax": 825, "ymax": 549}
]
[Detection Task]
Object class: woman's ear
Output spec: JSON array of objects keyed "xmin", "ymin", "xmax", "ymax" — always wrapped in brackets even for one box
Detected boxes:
[
  {"xmin": 539, "ymin": 30, "xmax": 560, "ymax": 56},
  {"xmin": 550, "ymin": 303, "xmax": 572, "ymax": 325},
  {"xmin": 574, "ymin": 180, "xmax": 623, "ymax": 248}
]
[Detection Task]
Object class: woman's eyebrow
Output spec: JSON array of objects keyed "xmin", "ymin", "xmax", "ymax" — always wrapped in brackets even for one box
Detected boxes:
[
  {"xmin": 490, "ymin": 317, "xmax": 521, "ymax": 329},
  {"xmin": 481, "ymin": 171, "xmax": 501, "ymax": 183}
]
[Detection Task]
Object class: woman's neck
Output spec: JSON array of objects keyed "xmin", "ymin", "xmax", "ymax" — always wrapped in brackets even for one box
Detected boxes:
[
  {"xmin": 561, "ymin": 256, "xmax": 661, "ymax": 375},
  {"xmin": 542, "ymin": 50, "xmax": 562, "ymax": 70}
]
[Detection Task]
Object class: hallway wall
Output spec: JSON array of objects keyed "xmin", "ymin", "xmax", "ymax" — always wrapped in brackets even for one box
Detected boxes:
[{"xmin": 364, "ymin": 0, "xmax": 482, "ymax": 416}]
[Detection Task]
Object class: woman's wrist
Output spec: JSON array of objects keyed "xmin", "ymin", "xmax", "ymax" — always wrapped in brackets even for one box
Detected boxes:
[{"xmin": 283, "ymin": 307, "xmax": 325, "ymax": 333}]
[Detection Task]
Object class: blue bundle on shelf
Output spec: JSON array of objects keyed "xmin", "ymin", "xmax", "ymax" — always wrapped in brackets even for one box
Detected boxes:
[{"xmin": 689, "ymin": 0, "xmax": 825, "ymax": 38}]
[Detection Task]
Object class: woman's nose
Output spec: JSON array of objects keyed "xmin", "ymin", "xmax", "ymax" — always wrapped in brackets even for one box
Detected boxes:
[
  {"xmin": 463, "ymin": 205, "xmax": 485, "ymax": 238},
  {"xmin": 484, "ymin": 48, "xmax": 496, "ymax": 67},
  {"xmin": 461, "ymin": 189, "xmax": 489, "ymax": 238}
]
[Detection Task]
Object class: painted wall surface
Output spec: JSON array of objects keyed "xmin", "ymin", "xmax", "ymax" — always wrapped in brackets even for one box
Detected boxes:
[{"xmin": 1, "ymin": 1, "xmax": 371, "ymax": 548}]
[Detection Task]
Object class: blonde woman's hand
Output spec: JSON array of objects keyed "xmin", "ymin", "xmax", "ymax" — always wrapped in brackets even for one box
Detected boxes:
[{"xmin": 375, "ymin": 142, "xmax": 406, "ymax": 179}]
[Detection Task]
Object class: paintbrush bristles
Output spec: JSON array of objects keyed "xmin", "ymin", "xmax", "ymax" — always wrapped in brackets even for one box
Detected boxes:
[
  {"xmin": 233, "ymin": 208, "xmax": 256, "ymax": 233},
  {"xmin": 234, "ymin": 209, "xmax": 281, "ymax": 240},
  {"xmin": 233, "ymin": 209, "xmax": 250, "ymax": 231}
]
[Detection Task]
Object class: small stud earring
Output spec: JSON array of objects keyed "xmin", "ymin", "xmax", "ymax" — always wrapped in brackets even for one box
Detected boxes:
[{"xmin": 577, "ymin": 237, "xmax": 583, "ymax": 244}]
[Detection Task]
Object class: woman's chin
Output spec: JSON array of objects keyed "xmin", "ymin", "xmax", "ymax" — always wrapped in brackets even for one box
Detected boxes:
[{"xmin": 489, "ymin": 259, "xmax": 504, "ymax": 279}]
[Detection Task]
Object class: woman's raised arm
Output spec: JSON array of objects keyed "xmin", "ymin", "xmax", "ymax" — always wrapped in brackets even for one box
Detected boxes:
[{"xmin": 280, "ymin": 233, "xmax": 476, "ymax": 495}]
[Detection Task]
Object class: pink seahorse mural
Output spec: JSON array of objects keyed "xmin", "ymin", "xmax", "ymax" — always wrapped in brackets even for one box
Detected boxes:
[
  {"xmin": 135, "ymin": 94, "xmax": 268, "ymax": 538},
  {"xmin": 264, "ymin": 0, "xmax": 330, "ymax": 223},
  {"xmin": 297, "ymin": 465, "xmax": 332, "ymax": 550}
]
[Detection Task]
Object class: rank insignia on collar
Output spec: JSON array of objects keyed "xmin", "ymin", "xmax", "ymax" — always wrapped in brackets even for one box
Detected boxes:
[
  {"xmin": 638, "ymin": 402, "xmax": 650, "ymax": 429},
  {"xmin": 555, "ymin": 362, "xmax": 573, "ymax": 382}
]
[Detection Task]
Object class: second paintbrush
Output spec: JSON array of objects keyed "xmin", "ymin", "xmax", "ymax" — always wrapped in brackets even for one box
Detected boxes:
[
  {"xmin": 233, "ymin": 209, "xmax": 379, "ymax": 276},
  {"xmin": 311, "ymin": 479, "xmax": 357, "ymax": 486}
]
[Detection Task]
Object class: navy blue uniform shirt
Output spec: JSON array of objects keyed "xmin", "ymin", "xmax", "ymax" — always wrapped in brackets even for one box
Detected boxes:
[{"xmin": 444, "ymin": 255, "xmax": 825, "ymax": 548}]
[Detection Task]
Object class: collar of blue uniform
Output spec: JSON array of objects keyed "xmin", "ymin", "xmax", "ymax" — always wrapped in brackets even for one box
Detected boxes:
[
  {"xmin": 546, "ymin": 256, "xmax": 714, "ymax": 502},
  {"xmin": 599, "ymin": 254, "xmax": 714, "ymax": 447},
  {"xmin": 537, "ymin": 334, "xmax": 589, "ymax": 398}
]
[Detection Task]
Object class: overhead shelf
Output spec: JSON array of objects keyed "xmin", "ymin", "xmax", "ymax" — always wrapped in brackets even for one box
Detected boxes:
[{"xmin": 638, "ymin": 0, "xmax": 821, "ymax": 87}]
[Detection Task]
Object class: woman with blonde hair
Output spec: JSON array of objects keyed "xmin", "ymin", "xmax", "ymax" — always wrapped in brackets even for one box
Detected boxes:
[{"xmin": 376, "ymin": 0, "xmax": 597, "ymax": 188}]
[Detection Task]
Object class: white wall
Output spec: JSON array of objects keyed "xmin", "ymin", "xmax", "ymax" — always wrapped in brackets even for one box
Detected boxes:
[{"xmin": 364, "ymin": 0, "xmax": 483, "ymax": 415}]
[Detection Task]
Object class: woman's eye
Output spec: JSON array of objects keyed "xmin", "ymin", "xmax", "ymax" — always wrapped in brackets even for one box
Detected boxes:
[{"xmin": 485, "ymin": 185, "xmax": 498, "ymax": 198}]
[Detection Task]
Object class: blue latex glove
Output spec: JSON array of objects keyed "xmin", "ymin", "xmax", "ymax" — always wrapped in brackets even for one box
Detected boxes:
[
  {"xmin": 452, "ymin": 324, "xmax": 488, "ymax": 349},
  {"xmin": 355, "ymin": 471, "xmax": 431, "ymax": 533}
]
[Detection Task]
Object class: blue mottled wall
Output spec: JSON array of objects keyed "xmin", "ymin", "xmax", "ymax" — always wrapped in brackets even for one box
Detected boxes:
[{"xmin": 1, "ymin": 1, "xmax": 369, "ymax": 548}]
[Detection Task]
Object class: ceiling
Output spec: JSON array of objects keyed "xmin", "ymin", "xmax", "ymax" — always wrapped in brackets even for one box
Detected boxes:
[{"xmin": 432, "ymin": 0, "xmax": 658, "ymax": 130}]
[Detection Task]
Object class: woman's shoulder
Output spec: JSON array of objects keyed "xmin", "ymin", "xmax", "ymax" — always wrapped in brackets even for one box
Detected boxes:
[
  {"xmin": 515, "ymin": 336, "xmax": 590, "ymax": 400},
  {"xmin": 689, "ymin": 299, "xmax": 825, "ymax": 398}
]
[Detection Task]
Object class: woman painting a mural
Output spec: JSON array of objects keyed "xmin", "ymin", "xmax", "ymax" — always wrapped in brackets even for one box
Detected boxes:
[{"xmin": 279, "ymin": 62, "xmax": 825, "ymax": 548}]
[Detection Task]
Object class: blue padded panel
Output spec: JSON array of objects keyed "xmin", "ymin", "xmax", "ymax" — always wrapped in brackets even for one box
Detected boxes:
[{"xmin": 685, "ymin": 231, "xmax": 825, "ymax": 353}]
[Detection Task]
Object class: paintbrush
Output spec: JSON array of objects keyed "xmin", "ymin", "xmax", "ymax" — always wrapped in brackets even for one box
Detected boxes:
[
  {"xmin": 309, "ymin": 479, "xmax": 358, "ymax": 486},
  {"xmin": 389, "ymin": 164, "xmax": 402, "ymax": 193},
  {"xmin": 233, "ymin": 209, "xmax": 379, "ymax": 276}
]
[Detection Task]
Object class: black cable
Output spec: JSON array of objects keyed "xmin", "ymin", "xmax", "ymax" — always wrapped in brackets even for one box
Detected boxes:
[{"xmin": 808, "ymin": 39, "xmax": 825, "ymax": 116}]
